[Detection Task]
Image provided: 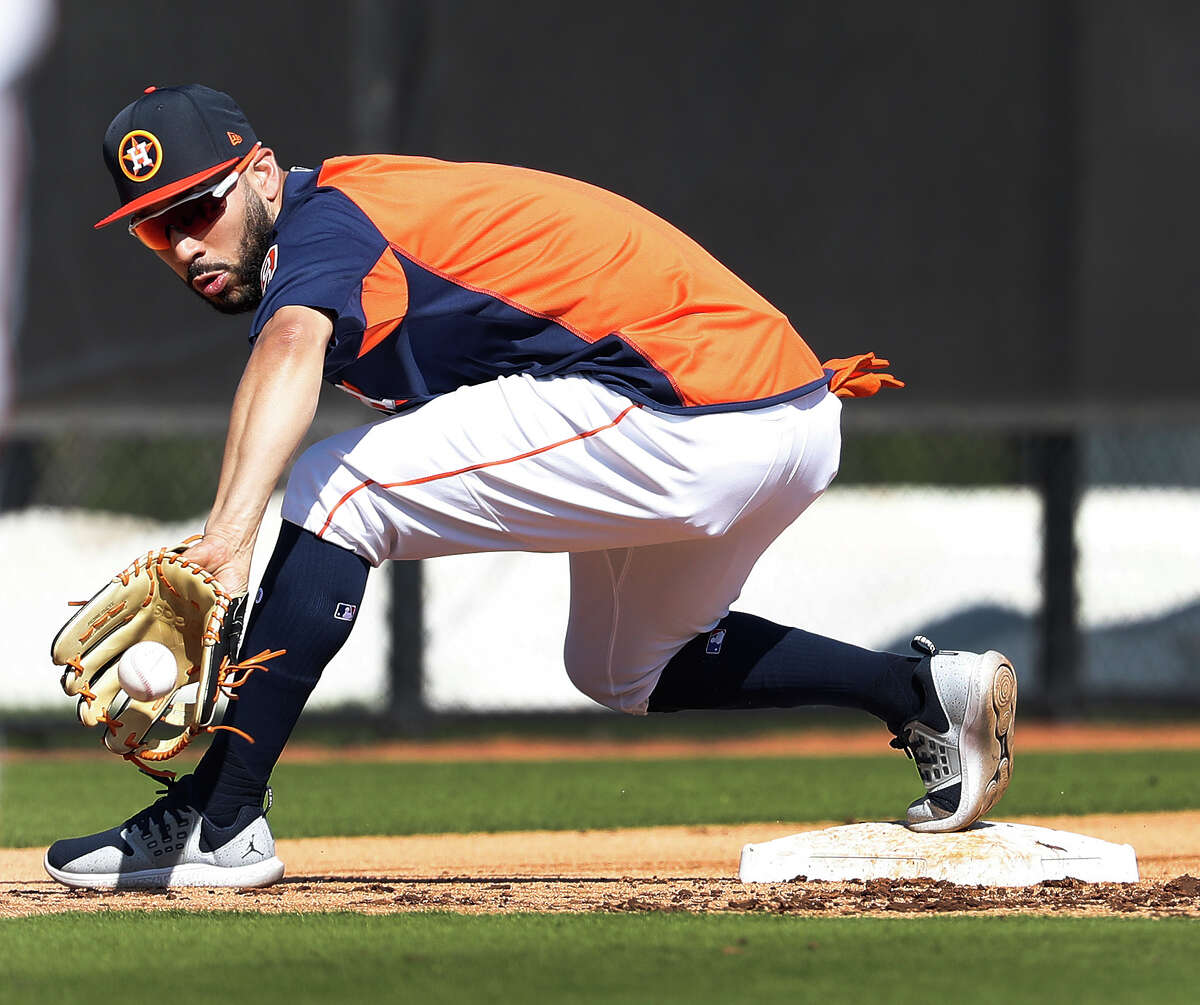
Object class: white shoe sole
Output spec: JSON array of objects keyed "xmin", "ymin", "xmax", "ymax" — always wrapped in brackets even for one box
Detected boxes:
[
  {"xmin": 43, "ymin": 852, "xmax": 285, "ymax": 890},
  {"xmin": 908, "ymin": 650, "xmax": 1017, "ymax": 833}
]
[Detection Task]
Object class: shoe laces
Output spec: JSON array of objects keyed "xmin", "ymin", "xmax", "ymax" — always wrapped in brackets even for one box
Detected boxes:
[
  {"xmin": 124, "ymin": 778, "xmax": 193, "ymax": 838},
  {"xmin": 890, "ymin": 729, "xmax": 938, "ymax": 766}
]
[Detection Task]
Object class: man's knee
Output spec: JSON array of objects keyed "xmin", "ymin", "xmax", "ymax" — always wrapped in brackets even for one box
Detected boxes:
[
  {"xmin": 282, "ymin": 438, "xmax": 388, "ymax": 564},
  {"xmin": 563, "ymin": 647, "xmax": 651, "ymax": 716}
]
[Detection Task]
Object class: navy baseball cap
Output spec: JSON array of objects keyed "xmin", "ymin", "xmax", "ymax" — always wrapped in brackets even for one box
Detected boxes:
[{"xmin": 95, "ymin": 84, "xmax": 259, "ymax": 229}]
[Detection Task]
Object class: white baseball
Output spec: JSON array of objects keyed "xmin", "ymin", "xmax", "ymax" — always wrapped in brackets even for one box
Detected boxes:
[{"xmin": 117, "ymin": 641, "xmax": 178, "ymax": 702}]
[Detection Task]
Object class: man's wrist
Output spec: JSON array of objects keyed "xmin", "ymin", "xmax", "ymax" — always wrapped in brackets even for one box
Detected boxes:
[
  {"xmin": 202, "ymin": 520, "xmax": 257, "ymax": 550},
  {"xmin": 198, "ymin": 525, "xmax": 257, "ymax": 566}
]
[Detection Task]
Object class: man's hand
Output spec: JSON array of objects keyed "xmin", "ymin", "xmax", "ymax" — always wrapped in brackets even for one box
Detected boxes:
[{"xmin": 180, "ymin": 532, "xmax": 252, "ymax": 596}]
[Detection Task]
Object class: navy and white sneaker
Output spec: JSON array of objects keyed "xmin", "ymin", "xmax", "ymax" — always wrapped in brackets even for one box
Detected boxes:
[
  {"xmin": 44, "ymin": 776, "xmax": 284, "ymax": 889},
  {"xmin": 892, "ymin": 636, "xmax": 1017, "ymax": 833}
]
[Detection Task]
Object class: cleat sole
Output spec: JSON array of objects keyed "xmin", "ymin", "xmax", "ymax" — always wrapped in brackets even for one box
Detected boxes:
[
  {"xmin": 982, "ymin": 660, "xmax": 1017, "ymax": 817},
  {"xmin": 906, "ymin": 650, "xmax": 1018, "ymax": 833},
  {"xmin": 43, "ymin": 851, "xmax": 285, "ymax": 890}
]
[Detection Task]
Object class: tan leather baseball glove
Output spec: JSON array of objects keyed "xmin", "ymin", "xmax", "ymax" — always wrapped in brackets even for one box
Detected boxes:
[{"xmin": 50, "ymin": 541, "xmax": 282, "ymax": 779}]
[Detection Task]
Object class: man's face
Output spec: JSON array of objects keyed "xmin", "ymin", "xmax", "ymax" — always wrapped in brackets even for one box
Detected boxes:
[{"xmin": 149, "ymin": 174, "xmax": 276, "ymax": 315}]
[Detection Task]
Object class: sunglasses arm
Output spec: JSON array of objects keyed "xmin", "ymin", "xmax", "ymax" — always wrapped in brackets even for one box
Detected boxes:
[{"xmin": 213, "ymin": 141, "xmax": 263, "ymax": 198}]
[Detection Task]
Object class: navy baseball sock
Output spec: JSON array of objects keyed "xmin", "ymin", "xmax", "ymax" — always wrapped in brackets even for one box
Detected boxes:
[
  {"xmin": 190, "ymin": 522, "xmax": 370, "ymax": 827},
  {"xmin": 646, "ymin": 612, "xmax": 921, "ymax": 733}
]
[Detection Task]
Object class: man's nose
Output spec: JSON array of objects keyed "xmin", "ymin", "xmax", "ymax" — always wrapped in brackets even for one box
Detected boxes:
[{"xmin": 170, "ymin": 231, "xmax": 205, "ymax": 265}]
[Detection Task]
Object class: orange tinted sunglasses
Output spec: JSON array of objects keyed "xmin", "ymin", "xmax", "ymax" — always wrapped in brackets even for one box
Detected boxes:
[{"xmin": 128, "ymin": 142, "xmax": 262, "ymax": 251}]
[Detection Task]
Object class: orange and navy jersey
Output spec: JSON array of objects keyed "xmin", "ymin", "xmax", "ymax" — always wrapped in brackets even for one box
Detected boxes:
[{"xmin": 251, "ymin": 156, "xmax": 830, "ymax": 414}]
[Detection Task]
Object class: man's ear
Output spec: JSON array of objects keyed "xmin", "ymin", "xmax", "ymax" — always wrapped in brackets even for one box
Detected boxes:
[{"xmin": 249, "ymin": 147, "xmax": 283, "ymax": 204}]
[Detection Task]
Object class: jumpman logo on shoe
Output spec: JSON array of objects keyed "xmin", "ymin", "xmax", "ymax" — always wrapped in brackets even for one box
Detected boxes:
[{"xmin": 242, "ymin": 836, "xmax": 260, "ymax": 859}]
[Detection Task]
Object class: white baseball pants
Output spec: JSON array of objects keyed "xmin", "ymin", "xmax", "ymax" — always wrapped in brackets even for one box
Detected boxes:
[{"xmin": 284, "ymin": 373, "xmax": 842, "ymax": 713}]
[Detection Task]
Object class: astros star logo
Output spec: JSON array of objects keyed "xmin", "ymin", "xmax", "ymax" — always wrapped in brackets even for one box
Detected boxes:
[{"xmin": 118, "ymin": 129, "xmax": 162, "ymax": 182}]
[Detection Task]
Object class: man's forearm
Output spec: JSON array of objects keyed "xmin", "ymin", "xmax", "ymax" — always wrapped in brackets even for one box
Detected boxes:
[
  {"xmin": 206, "ymin": 332, "xmax": 324, "ymax": 547},
  {"xmin": 195, "ymin": 308, "xmax": 332, "ymax": 591}
]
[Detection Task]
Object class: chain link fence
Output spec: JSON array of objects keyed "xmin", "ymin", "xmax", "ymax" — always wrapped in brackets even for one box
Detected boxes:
[{"xmin": 1079, "ymin": 428, "xmax": 1200, "ymax": 702}]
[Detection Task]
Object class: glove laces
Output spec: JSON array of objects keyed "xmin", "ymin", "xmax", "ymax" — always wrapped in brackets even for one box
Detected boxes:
[{"xmin": 123, "ymin": 648, "xmax": 286, "ymax": 781}]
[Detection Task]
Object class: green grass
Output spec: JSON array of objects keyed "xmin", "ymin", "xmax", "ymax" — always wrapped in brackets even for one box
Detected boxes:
[
  {"xmin": 1, "ymin": 912, "xmax": 1195, "ymax": 1004},
  {"xmin": 3, "ymin": 750, "xmax": 1197, "ymax": 847}
]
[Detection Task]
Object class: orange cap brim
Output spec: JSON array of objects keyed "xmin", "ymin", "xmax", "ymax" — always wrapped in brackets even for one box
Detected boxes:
[{"xmin": 93, "ymin": 157, "xmax": 239, "ymax": 229}]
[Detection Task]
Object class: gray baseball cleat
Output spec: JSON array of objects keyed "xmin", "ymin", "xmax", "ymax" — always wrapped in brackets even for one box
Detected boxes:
[
  {"xmin": 44, "ymin": 776, "xmax": 284, "ymax": 889},
  {"xmin": 891, "ymin": 636, "xmax": 1017, "ymax": 833}
]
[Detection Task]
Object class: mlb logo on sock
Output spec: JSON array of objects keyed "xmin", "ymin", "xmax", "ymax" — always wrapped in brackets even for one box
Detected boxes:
[
  {"xmin": 705, "ymin": 629, "xmax": 726, "ymax": 655},
  {"xmin": 334, "ymin": 603, "xmax": 357, "ymax": 622}
]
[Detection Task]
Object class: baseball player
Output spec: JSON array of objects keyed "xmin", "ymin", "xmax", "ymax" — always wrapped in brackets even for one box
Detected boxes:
[{"xmin": 45, "ymin": 85, "xmax": 1016, "ymax": 889}]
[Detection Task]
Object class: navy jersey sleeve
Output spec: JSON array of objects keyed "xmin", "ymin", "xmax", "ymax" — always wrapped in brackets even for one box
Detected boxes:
[{"xmin": 249, "ymin": 168, "xmax": 390, "ymax": 355}]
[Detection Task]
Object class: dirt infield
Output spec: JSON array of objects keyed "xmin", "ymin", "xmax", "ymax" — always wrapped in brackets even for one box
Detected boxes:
[
  {"xmin": 275, "ymin": 723, "xmax": 1200, "ymax": 762},
  {"xmin": 3, "ymin": 811, "xmax": 1199, "ymax": 920},
  {"xmin": 5, "ymin": 727, "xmax": 1198, "ymax": 919}
]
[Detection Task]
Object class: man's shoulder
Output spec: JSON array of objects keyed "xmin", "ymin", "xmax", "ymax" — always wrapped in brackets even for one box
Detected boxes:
[
  {"xmin": 249, "ymin": 163, "xmax": 394, "ymax": 339},
  {"xmin": 274, "ymin": 165, "xmax": 378, "ymax": 244}
]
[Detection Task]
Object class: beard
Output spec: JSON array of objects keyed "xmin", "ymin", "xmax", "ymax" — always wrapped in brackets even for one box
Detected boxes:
[{"xmin": 186, "ymin": 187, "xmax": 276, "ymax": 316}]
